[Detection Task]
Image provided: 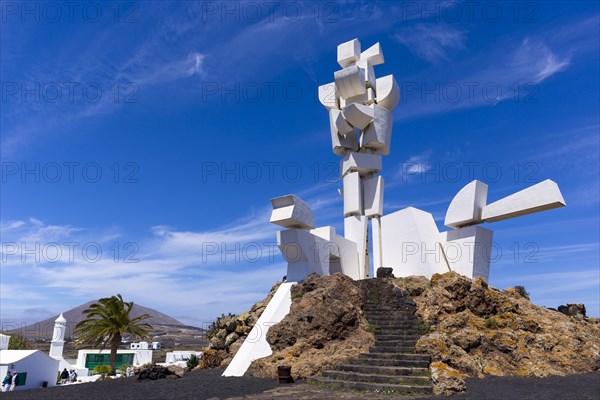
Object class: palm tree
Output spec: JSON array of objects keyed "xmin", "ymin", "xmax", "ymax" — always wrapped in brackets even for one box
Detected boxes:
[{"xmin": 75, "ymin": 294, "xmax": 152, "ymax": 375}]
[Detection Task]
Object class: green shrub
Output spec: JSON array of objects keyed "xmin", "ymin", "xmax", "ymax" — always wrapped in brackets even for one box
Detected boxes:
[
  {"xmin": 93, "ymin": 365, "xmax": 112, "ymax": 375},
  {"xmin": 366, "ymin": 325, "xmax": 376, "ymax": 336},
  {"xmin": 117, "ymin": 364, "xmax": 129, "ymax": 374},
  {"xmin": 513, "ymin": 285, "xmax": 530, "ymax": 299},
  {"xmin": 485, "ymin": 317, "xmax": 498, "ymax": 329},
  {"xmin": 7, "ymin": 332, "xmax": 30, "ymax": 350},
  {"xmin": 291, "ymin": 290, "xmax": 305, "ymax": 302},
  {"xmin": 186, "ymin": 354, "xmax": 199, "ymax": 371},
  {"xmin": 417, "ymin": 320, "xmax": 430, "ymax": 334}
]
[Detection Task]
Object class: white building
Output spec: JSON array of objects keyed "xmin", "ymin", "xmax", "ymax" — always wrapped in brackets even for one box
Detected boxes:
[
  {"xmin": 0, "ymin": 350, "xmax": 59, "ymax": 390},
  {"xmin": 75, "ymin": 349, "xmax": 153, "ymax": 373},
  {"xmin": 0, "ymin": 334, "xmax": 10, "ymax": 351},
  {"xmin": 130, "ymin": 341, "xmax": 160, "ymax": 350},
  {"xmin": 163, "ymin": 351, "xmax": 202, "ymax": 367}
]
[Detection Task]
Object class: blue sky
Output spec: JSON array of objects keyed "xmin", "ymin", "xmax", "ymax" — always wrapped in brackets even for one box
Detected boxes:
[{"xmin": 1, "ymin": 1, "xmax": 598, "ymax": 328}]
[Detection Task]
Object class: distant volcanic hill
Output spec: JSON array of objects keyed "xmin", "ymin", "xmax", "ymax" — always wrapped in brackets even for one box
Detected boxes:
[{"xmin": 20, "ymin": 300, "xmax": 189, "ymax": 341}]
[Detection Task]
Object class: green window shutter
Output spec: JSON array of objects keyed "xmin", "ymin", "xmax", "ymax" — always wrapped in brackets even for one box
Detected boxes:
[{"xmin": 16, "ymin": 372, "xmax": 27, "ymax": 386}]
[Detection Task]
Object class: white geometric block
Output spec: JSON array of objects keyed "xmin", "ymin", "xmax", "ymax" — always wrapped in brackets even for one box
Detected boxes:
[
  {"xmin": 362, "ymin": 104, "xmax": 392, "ymax": 155},
  {"xmin": 381, "ymin": 207, "xmax": 450, "ymax": 278},
  {"xmin": 334, "ymin": 65, "xmax": 367, "ymax": 100},
  {"xmin": 343, "ymin": 172, "xmax": 363, "ymax": 217},
  {"xmin": 340, "ymin": 152, "xmax": 382, "ymax": 177},
  {"xmin": 340, "ymin": 88, "xmax": 375, "ymax": 107},
  {"xmin": 440, "ymin": 225, "xmax": 493, "ymax": 282},
  {"xmin": 357, "ymin": 58, "xmax": 376, "ymax": 92},
  {"xmin": 270, "ymin": 195, "xmax": 315, "ymax": 229},
  {"xmin": 333, "ymin": 235, "xmax": 360, "ymax": 280},
  {"xmin": 370, "ymin": 217, "xmax": 383, "ymax": 272},
  {"xmin": 277, "ymin": 229, "xmax": 333, "ymax": 282},
  {"xmin": 482, "ymin": 179, "xmax": 566, "ymax": 222},
  {"xmin": 318, "ymin": 82, "xmax": 339, "ymax": 110},
  {"xmin": 344, "ymin": 215, "xmax": 369, "ymax": 279},
  {"xmin": 375, "ymin": 74, "xmax": 400, "ymax": 111},
  {"xmin": 363, "ymin": 175, "xmax": 384, "ymax": 217},
  {"xmin": 329, "ymin": 109, "xmax": 358, "ymax": 156},
  {"xmin": 337, "ymin": 38, "xmax": 361, "ymax": 68},
  {"xmin": 445, "ymin": 180, "xmax": 488, "ymax": 228},
  {"xmin": 360, "ymin": 42, "xmax": 384, "ymax": 65},
  {"xmin": 331, "ymin": 108, "xmax": 354, "ymax": 135},
  {"xmin": 342, "ymin": 103, "xmax": 374, "ymax": 130}
]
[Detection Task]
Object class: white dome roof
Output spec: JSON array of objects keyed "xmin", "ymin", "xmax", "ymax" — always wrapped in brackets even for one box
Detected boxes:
[{"xmin": 55, "ymin": 313, "xmax": 66, "ymax": 323}]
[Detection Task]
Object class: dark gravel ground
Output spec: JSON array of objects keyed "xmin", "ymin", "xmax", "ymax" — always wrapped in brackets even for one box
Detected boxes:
[
  {"xmin": 3, "ymin": 368, "xmax": 278, "ymax": 400},
  {"xmin": 4, "ymin": 370, "xmax": 599, "ymax": 400}
]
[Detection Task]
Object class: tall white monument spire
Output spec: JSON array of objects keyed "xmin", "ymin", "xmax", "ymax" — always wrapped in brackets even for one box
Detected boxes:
[
  {"xmin": 49, "ymin": 313, "xmax": 66, "ymax": 359},
  {"xmin": 318, "ymin": 38, "xmax": 400, "ymax": 278}
]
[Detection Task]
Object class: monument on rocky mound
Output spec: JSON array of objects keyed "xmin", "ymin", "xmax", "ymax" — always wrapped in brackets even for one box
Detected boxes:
[{"xmin": 223, "ymin": 38, "xmax": 566, "ymax": 377}]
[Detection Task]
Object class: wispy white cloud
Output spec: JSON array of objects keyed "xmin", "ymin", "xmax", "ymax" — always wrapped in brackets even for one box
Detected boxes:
[
  {"xmin": 0, "ymin": 215, "xmax": 287, "ymax": 325},
  {"xmin": 394, "ymin": 24, "xmax": 466, "ymax": 63}
]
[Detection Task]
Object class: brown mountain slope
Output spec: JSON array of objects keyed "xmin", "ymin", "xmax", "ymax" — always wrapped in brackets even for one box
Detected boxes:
[{"xmin": 20, "ymin": 300, "xmax": 187, "ymax": 341}]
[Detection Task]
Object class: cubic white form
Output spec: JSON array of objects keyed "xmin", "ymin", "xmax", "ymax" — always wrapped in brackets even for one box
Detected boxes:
[
  {"xmin": 342, "ymin": 103, "xmax": 374, "ymax": 130},
  {"xmin": 0, "ymin": 350, "xmax": 60, "ymax": 390},
  {"xmin": 334, "ymin": 64, "xmax": 367, "ymax": 99},
  {"xmin": 482, "ymin": 179, "xmax": 566, "ymax": 222},
  {"xmin": 445, "ymin": 180, "xmax": 489, "ymax": 228},
  {"xmin": 344, "ymin": 215, "xmax": 369, "ymax": 279},
  {"xmin": 343, "ymin": 172, "xmax": 363, "ymax": 216},
  {"xmin": 332, "ymin": 108, "xmax": 355, "ymax": 135},
  {"xmin": 223, "ymin": 282, "xmax": 296, "ymax": 377},
  {"xmin": 329, "ymin": 109, "xmax": 358, "ymax": 155},
  {"xmin": 333, "ymin": 235, "xmax": 361, "ymax": 280},
  {"xmin": 337, "ymin": 38, "xmax": 361, "ymax": 68},
  {"xmin": 318, "ymin": 82, "xmax": 339, "ymax": 110},
  {"xmin": 362, "ymin": 104, "xmax": 393, "ymax": 155},
  {"xmin": 374, "ymin": 74, "xmax": 400, "ymax": 111},
  {"xmin": 270, "ymin": 195, "xmax": 315, "ymax": 230},
  {"xmin": 363, "ymin": 175, "xmax": 384, "ymax": 217},
  {"xmin": 360, "ymin": 42, "xmax": 384, "ymax": 65},
  {"xmin": 440, "ymin": 225, "xmax": 493, "ymax": 282},
  {"xmin": 357, "ymin": 58, "xmax": 377, "ymax": 92},
  {"xmin": 341, "ymin": 152, "xmax": 382, "ymax": 177},
  {"xmin": 381, "ymin": 207, "xmax": 450, "ymax": 278}
]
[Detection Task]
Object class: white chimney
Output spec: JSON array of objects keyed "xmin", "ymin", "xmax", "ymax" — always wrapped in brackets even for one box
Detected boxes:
[{"xmin": 49, "ymin": 313, "xmax": 66, "ymax": 359}]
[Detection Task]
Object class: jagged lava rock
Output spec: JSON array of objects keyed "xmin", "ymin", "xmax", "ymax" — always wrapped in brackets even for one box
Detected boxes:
[
  {"xmin": 247, "ymin": 273, "xmax": 373, "ymax": 380},
  {"xmin": 393, "ymin": 272, "xmax": 600, "ymax": 379}
]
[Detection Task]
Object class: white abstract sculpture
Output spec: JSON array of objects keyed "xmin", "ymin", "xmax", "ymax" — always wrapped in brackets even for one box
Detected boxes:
[
  {"xmin": 317, "ymin": 38, "xmax": 400, "ymax": 279},
  {"xmin": 225, "ymin": 37, "xmax": 568, "ymax": 378}
]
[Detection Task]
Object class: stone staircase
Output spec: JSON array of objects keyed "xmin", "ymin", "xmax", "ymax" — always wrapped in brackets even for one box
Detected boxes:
[{"xmin": 309, "ymin": 279, "xmax": 433, "ymax": 395}]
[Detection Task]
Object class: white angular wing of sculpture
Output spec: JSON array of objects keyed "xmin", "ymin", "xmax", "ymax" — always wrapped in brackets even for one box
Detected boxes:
[{"xmin": 481, "ymin": 179, "xmax": 566, "ymax": 222}]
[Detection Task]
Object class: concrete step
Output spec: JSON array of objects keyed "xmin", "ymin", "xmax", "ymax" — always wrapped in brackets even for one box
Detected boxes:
[
  {"xmin": 335, "ymin": 364, "xmax": 429, "ymax": 376},
  {"xmin": 369, "ymin": 345, "xmax": 416, "ymax": 353},
  {"xmin": 323, "ymin": 370, "xmax": 431, "ymax": 385},
  {"xmin": 360, "ymin": 352, "xmax": 431, "ymax": 361},
  {"xmin": 369, "ymin": 321, "xmax": 419, "ymax": 328},
  {"xmin": 374, "ymin": 328, "xmax": 422, "ymax": 335},
  {"xmin": 351, "ymin": 357, "xmax": 430, "ymax": 368},
  {"xmin": 375, "ymin": 339, "xmax": 418, "ymax": 347},
  {"xmin": 309, "ymin": 376, "xmax": 433, "ymax": 395},
  {"xmin": 375, "ymin": 334, "xmax": 421, "ymax": 341}
]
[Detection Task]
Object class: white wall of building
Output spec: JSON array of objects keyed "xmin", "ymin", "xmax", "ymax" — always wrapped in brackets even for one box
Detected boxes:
[
  {"xmin": 75, "ymin": 349, "xmax": 153, "ymax": 370},
  {"xmin": 0, "ymin": 350, "xmax": 59, "ymax": 390}
]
